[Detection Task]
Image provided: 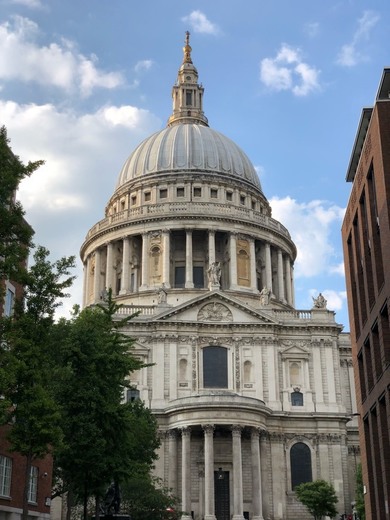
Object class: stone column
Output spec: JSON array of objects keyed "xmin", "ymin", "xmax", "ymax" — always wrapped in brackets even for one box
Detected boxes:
[
  {"xmin": 83, "ymin": 256, "xmax": 89, "ymax": 307},
  {"xmin": 181, "ymin": 427, "xmax": 192, "ymax": 520},
  {"xmin": 291, "ymin": 264, "xmax": 295, "ymax": 306},
  {"xmin": 208, "ymin": 230, "xmax": 216, "ymax": 265},
  {"xmin": 285, "ymin": 256, "xmax": 292, "ymax": 305},
  {"xmin": 162, "ymin": 230, "xmax": 171, "ymax": 288},
  {"xmin": 105, "ymin": 242, "xmax": 114, "ymax": 292},
  {"xmin": 231, "ymin": 425, "xmax": 244, "ymax": 520},
  {"xmin": 167, "ymin": 430, "xmax": 178, "ymax": 495},
  {"xmin": 229, "ymin": 233, "xmax": 238, "ymax": 290},
  {"xmin": 249, "ymin": 238, "xmax": 257, "ymax": 292},
  {"xmin": 251, "ymin": 428, "xmax": 264, "ymax": 520},
  {"xmin": 93, "ymin": 249, "xmax": 101, "ymax": 303},
  {"xmin": 264, "ymin": 243, "xmax": 272, "ymax": 293},
  {"xmin": 120, "ymin": 236, "xmax": 130, "ymax": 294},
  {"xmin": 185, "ymin": 230, "xmax": 194, "ymax": 288},
  {"xmin": 277, "ymin": 249, "xmax": 285, "ymax": 302},
  {"xmin": 140, "ymin": 232, "xmax": 149, "ymax": 290},
  {"xmin": 203, "ymin": 425, "xmax": 216, "ymax": 520}
]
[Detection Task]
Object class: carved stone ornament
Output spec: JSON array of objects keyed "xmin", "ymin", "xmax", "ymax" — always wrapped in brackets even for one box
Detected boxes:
[{"xmin": 198, "ymin": 302, "xmax": 233, "ymax": 322}]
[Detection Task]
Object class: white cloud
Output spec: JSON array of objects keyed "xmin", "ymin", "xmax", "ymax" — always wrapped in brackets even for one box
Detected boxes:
[
  {"xmin": 134, "ymin": 60, "xmax": 153, "ymax": 74},
  {"xmin": 0, "ymin": 16, "xmax": 124, "ymax": 95},
  {"xmin": 260, "ymin": 44, "xmax": 320, "ymax": 96},
  {"xmin": 182, "ymin": 11, "xmax": 220, "ymax": 35},
  {"xmin": 6, "ymin": 0, "xmax": 43, "ymax": 8},
  {"xmin": 1, "ymin": 100, "xmax": 162, "ymax": 315},
  {"xmin": 304, "ymin": 22, "xmax": 319, "ymax": 38},
  {"xmin": 336, "ymin": 10, "xmax": 380, "ymax": 67},
  {"xmin": 269, "ymin": 196, "xmax": 345, "ymax": 278}
]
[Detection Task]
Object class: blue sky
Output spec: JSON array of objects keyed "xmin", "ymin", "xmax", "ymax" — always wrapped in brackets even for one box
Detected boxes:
[{"xmin": 1, "ymin": 0, "xmax": 389, "ymax": 328}]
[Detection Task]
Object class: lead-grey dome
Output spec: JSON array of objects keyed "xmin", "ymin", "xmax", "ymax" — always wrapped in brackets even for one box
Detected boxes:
[{"xmin": 116, "ymin": 123, "xmax": 262, "ymax": 191}]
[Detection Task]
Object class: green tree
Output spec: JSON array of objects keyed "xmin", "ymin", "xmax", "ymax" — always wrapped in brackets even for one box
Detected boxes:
[
  {"xmin": 0, "ymin": 126, "xmax": 43, "ymax": 292},
  {"xmin": 53, "ymin": 292, "xmax": 157, "ymax": 520},
  {"xmin": 295, "ymin": 479, "xmax": 338, "ymax": 520},
  {"xmin": 1, "ymin": 246, "xmax": 75, "ymax": 520},
  {"xmin": 355, "ymin": 463, "xmax": 365, "ymax": 520}
]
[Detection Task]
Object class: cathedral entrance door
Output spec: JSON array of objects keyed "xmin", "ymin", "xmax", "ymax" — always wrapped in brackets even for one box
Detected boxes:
[{"xmin": 214, "ymin": 470, "xmax": 230, "ymax": 520}]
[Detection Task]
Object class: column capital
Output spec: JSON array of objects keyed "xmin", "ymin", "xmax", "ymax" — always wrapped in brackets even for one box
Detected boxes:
[
  {"xmin": 231, "ymin": 424, "xmax": 243, "ymax": 436},
  {"xmin": 181, "ymin": 426, "xmax": 191, "ymax": 438},
  {"xmin": 167, "ymin": 429, "xmax": 178, "ymax": 440},
  {"xmin": 202, "ymin": 424, "xmax": 215, "ymax": 435}
]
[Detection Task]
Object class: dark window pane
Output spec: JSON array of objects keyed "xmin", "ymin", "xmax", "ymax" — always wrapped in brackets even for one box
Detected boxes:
[
  {"xmin": 203, "ymin": 346, "xmax": 228, "ymax": 388},
  {"xmin": 175, "ymin": 266, "xmax": 185, "ymax": 288},
  {"xmin": 193, "ymin": 266, "xmax": 204, "ymax": 288},
  {"xmin": 291, "ymin": 391, "xmax": 304, "ymax": 406},
  {"xmin": 291, "ymin": 443, "xmax": 312, "ymax": 489}
]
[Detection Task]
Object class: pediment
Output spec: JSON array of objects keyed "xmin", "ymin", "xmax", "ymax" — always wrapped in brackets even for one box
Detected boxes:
[
  {"xmin": 280, "ymin": 343, "xmax": 310, "ymax": 359},
  {"xmin": 152, "ymin": 291, "xmax": 279, "ymax": 325}
]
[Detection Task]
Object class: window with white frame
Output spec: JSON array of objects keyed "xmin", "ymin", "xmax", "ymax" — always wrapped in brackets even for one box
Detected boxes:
[
  {"xmin": 0, "ymin": 455, "xmax": 12, "ymax": 497},
  {"xmin": 28, "ymin": 465, "xmax": 38, "ymax": 503},
  {"xmin": 4, "ymin": 284, "xmax": 15, "ymax": 316}
]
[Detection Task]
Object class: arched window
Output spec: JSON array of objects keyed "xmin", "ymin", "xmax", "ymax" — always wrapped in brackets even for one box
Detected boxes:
[
  {"xmin": 291, "ymin": 391, "xmax": 304, "ymax": 406},
  {"xmin": 290, "ymin": 442, "xmax": 312, "ymax": 489},
  {"xmin": 203, "ymin": 346, "xmax": 228, "ymax": 388},
  {"xmin": 179, "ymin": 358, "xmax": 188, "ymax": 380}
]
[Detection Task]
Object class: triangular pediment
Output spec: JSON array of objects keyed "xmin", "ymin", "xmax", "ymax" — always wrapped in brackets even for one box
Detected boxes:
[
  {"xmin": 280, "ymin": 343, "xmax": 310, "ymax": 359},
  {"xmin": 151, "ymin": 291, "xmax": 279, "ymax": 325}
]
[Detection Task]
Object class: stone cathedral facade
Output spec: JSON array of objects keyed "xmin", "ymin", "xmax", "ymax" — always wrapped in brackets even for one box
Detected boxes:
[{"xmin": 80, "ymin": 35, "xmax": 360, "ymax": 520}]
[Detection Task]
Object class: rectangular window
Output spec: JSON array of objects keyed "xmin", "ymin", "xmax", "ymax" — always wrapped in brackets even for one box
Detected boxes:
[
  {"xmin": 131, "ymin": 195, "xmax": 137, "ymax": 206},
  {"xmin": 4, "ymin": 287, "xmax": 15, "ymax": 316},
  {"xmin": 193, "ymin": 266, "xmax": 204, "ymax": 288},
  {"xmin": 240, "ymin": 195, "xmax": 246, "ymax": 205},
  {"xmin": 0, "ymin": 456, "xmax": 12, "ymax": 497},
  {"xmin": 186, "ymin": 90, "xmax": 192, "ymax": 106},
  {"xmin": 175, "ymin": 266, "xmax": 185, "ymax": 288},
  {"xmin": 176, "ymin": 187, "xmax": 185, "ymax": 197},
  {"xmin": 193, "ymin": 187, "xmax": 202, "ymax": 197},
  {"xmin": 28, "ymin": 466, "xmax": 38, "ymax": 503},
  {"xmin": 226, "ymin": 191, "xmax": 233, "ymax": 202},
  {"xmin": 144, "ymin": 192, "xmax": 151, "ymax": 202},
  {"xmin": 210, "ymin": 188, "xmax": 218, "ymax": 199},
  {"xmin": 159, "ymin": 189, "xmax": 168, "ymax": 199}
]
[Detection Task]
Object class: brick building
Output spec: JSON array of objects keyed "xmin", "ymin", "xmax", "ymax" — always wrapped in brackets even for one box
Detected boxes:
[{"xmin": 342, "ymin": 68, "xmax": 390, "ymax": 520}]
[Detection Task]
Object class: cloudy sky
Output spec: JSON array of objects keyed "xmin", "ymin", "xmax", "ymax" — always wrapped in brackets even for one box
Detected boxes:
[{"xmin": 1, "ymin": 0, "xmax": 389, "ymax": 328}]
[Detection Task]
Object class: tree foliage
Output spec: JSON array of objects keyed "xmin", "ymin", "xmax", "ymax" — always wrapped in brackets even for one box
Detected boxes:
[
  {"xmin": 52, "ymin": 292, "xmax": 158, "ymax": 519},
  {"xmin": 1, "ymin": 246, "xmax": 75, "ymax": 520},
  {"xmin": 355, "ymin": 463, "xmax": 365, "ymax": 520},
  {"xmin": 295, "ymin": 479, "xmax": 338, "ymax": 520},
  {"xmin": 0, "ymin": 126, "xmax": 43, "ymax": 291}
]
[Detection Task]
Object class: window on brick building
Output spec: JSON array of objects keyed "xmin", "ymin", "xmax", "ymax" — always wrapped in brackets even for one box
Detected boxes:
[
  {"xmin": 0, "ymin": 456, "xmax": 12, "ymax": 497},
  {"xmin": 28, "ymin": 466, "xmax": 38, "ymax": 503}
]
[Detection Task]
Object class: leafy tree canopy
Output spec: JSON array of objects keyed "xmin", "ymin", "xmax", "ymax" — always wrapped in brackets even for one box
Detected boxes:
[
  {"xmin": 0, "ymin": 126, "xmax": 43, "ymax": 290},
  {"xmin": 295, "ymin": 479, "xmax": 338, "ymax": 520}
]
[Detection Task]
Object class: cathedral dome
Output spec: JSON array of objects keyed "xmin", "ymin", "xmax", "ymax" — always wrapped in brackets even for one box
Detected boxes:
[{"xmin": 115, "ymin": 123, "xmax": 262, "ymax": 190}]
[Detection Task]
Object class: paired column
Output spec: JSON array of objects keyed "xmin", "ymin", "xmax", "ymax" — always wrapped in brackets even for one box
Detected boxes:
[
  {"xmin": 249, "ymin": 238, "xmax": 257, "ymax": 292},
  {"xmin": 251, "ymin": 428, "xmax": 264, "ymax": 520},
  {"xmin": 285, "ymin": 256, "xmax": 292, "ymax": 305},
  {"xmin": 181, "ymin": 427, "xmax": 192, "ymax": 520},
  {"xmin": 277, "ymin": 249, "xmax": 285, "ymax": 302},
  {"xmin": 264, "ymin": 243, "xmax": 272, "ymax": 293},
  {"xmin": 140, "ymin": 232, "xmax": 149, "ymax": 290},
  {"xmin": 232, "ymin": 425, "xmax": 244, "ymax": 520},
  {"xmin": 105, "ymin": 242, "xmax": 114, "ymax": 292},
  {"xmin": 162, "ymin": 230, "xmax": 171, "ymax": 288},
  {"xmin": 120, "ymin": 236, "xmax": 131, "ymax": 294},
  {"xmin": 167, "ymin": 430, "xmax": 178, "ymax": 494},
  {"xmin": 93, "ymin": 249, "xmax": 101, "ymax": 303},
  {"xmin": 185, "ymin": 230, "xmax": 194, "ymax": 288},
  {"xmin": 203, "ymin": 425, "xmax": 216, "ymax": 520},
  {"xmin": 229, "ymin": 233, "xmax": 238, "ymax": 290}
]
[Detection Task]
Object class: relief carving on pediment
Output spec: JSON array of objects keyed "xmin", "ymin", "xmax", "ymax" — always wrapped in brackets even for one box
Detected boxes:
[{"xmin": 197, "ymin": 302, "xmax": 233, "ymax": 322}]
